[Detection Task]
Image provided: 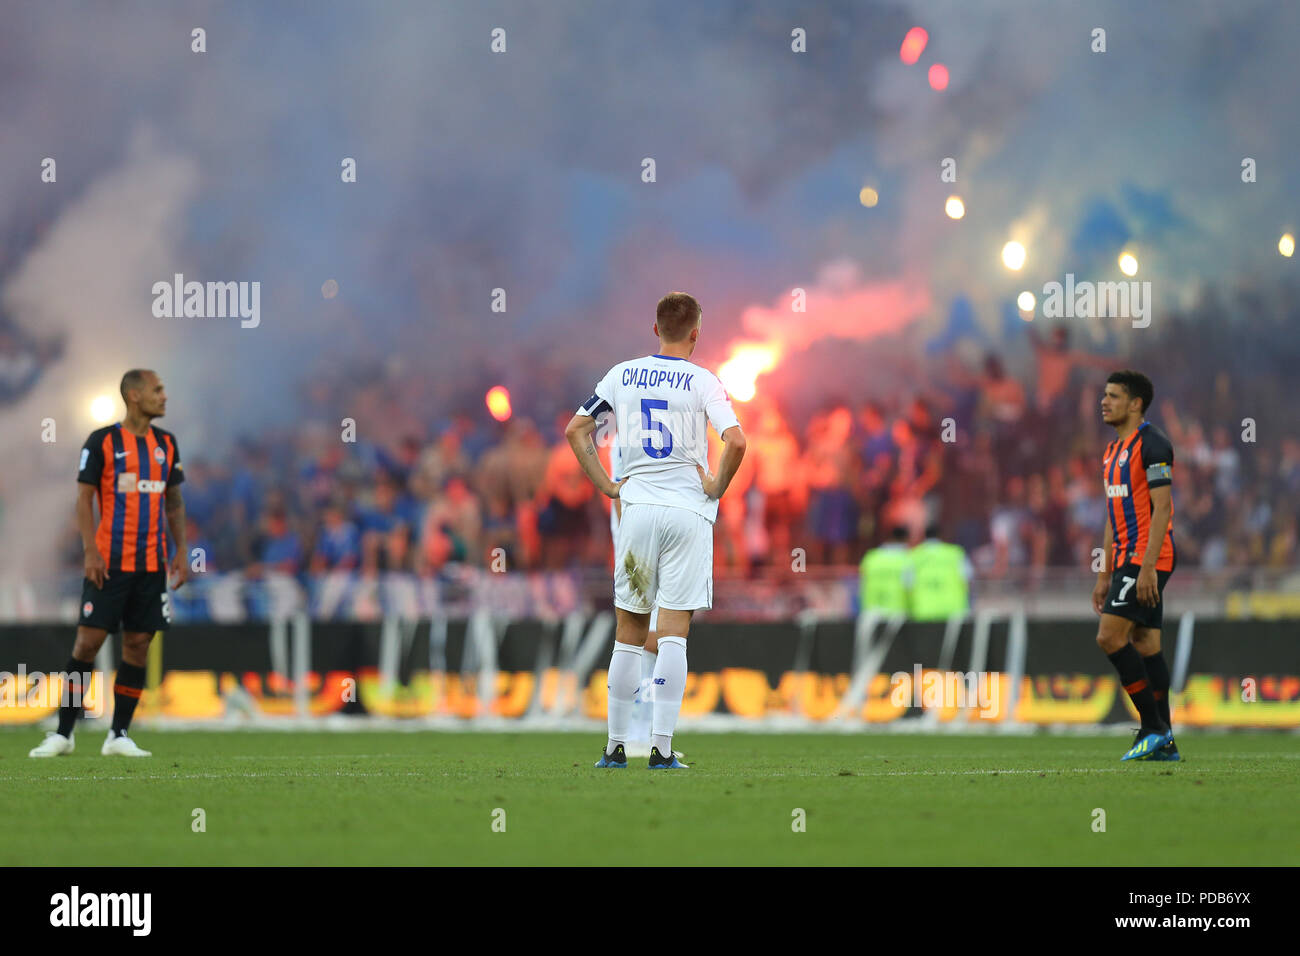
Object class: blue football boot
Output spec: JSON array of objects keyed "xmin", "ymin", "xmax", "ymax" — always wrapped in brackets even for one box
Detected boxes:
[{"xmin": 1122, "ymin": 727, "xmax": 1173, "ymax": 761}]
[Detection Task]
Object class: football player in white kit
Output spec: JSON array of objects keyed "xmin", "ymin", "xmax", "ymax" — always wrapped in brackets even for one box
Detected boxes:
[{"xmin": 565, "ymin": 292, "xmax": 747, "ymax": 769}]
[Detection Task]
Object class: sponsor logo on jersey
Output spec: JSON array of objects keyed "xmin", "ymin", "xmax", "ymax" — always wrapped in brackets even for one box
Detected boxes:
[
  {"xmin": 1106, "ymin": 483, "xmax": 1129, "ymax": 498},
  {"xmin": 116, "ymin": 473, "xmax": 166, "ymax": 494}
]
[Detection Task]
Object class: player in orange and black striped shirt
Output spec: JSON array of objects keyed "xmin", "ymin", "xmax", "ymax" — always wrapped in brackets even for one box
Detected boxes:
[
  {"xmin": 1091, "ymin": 371, "xmax": 1179, "ymax": 762},
  {"xmin": 29, "ymin": 369, "xmax": 188, "ymax": 759}
]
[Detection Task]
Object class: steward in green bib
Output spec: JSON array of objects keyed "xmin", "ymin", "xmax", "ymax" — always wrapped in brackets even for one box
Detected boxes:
[
  {"xmin": 859, "ymin": 526, "xmax": 913, "ymax": 616},
  {"xmin": 909, "ymin": 525, "xmax": 972, "ymax": 621}
]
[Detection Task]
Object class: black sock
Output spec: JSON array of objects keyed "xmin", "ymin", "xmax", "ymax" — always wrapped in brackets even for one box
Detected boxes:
[
  {"xmin": 1143, "ymin": 651, "xmax": 1172, "ymax": 732},
  {"xmin": 1106, "ymin": 645, "xmax": 1167, "ymax": 733},
  {"xmin": 110, "ymin": 662, "xmax": 147, "ymax": 735},
  {"xmin": 56, "ymin": 656, "xmax": 95, "ymax": 738}
]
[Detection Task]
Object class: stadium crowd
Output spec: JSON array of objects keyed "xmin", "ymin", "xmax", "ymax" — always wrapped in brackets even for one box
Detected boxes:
[{"xmin": 57, "ymin": 292, "xmax": 1300, "ymax": 582}]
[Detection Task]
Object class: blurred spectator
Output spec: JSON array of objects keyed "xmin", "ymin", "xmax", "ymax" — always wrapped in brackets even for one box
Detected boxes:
[
  {"xmin": 803, "ymin": 406, "xmax": 858, "ymax": 565},
  {"xmin": 1028, "ymin": 325, "xmax": 1111, "ymax": 414},
  {"xmin": 412, "ymin": 429, "xmax": 471, "ymax": 501},
  {"xmin": 246, "ymin": 497, "xmax": 303, "ymax": 578},
  {"xmin": 535, "ymin": 414, "xmax": 595, "ymax": 569},
  {"xmin": 984, "ymin": 476, "xmax": 1031, "ymax": 575},
  {"xmin": 419, "ymin": 475, "xmax": 483, "ymax": 572},
  {"xmin": 310, "ymin": 501, "xmax": 361, "ymax": 572},
  {"xmin": 750, "ymin": 399, "xmax": 805, "ymax": 570},
  {"xmin": 358, "ymin": 476, "xmax": 414, "ymax": 574}
]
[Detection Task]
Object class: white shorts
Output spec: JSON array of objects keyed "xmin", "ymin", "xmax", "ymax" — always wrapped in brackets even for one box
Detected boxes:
[
  {"xmin": 614, "ymin": 503, "xmax": 713, "ymax": 613},
  {"xmin": 613, "ymin": 505, "xmax": 659, "ymax": 627}
]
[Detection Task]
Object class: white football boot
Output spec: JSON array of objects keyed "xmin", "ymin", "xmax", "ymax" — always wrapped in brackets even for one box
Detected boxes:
[
  {"xmin": 29, "ymin": 732, "xmax": 75, "ymax": 757},
  {"xmin": 102, "ymin": 731, "xmax": 152, "ymax": 757}
]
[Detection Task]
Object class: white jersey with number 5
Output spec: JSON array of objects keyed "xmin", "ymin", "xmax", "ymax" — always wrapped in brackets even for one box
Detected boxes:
[{"xmin": 577, "ymin": 354, "xmax": 739, "ymax": 524}]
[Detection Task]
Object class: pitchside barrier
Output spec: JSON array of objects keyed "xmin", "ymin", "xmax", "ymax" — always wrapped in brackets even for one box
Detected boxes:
[{"xmin": 1, "ymin": 613, "xmax": 1297, "ymax": 730}]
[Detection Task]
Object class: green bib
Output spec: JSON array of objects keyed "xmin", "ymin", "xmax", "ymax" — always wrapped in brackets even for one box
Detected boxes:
[
  {"xmin": 908, "ymin": 541, "xmax": 969, "ymax": 620},
  {"xmin": 859, "ymin": 547, "xmax": 911, "ymax": 614}
]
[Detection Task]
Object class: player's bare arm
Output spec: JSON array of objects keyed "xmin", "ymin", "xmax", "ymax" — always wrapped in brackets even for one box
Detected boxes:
[
  {"xmin": 696, "ymin": 425, "xmax": 747, "ymax": 500},
  {"xmin": 77, "ymin": 483, "xmax": 107, "ymax": 588},
  {"xmin": 1092, "ymin": 492, "xmax": 1112, "ymax": 615},
  {"xmin": 165, "ymin": 484, "xmax": 189, "ymax": 589},
  {"xmin": 1136, "ymin": 484, "xmax": 1172, "ymax": 607},
  {"xmin": 564, "ymin": 413, "xmax": 626, "ymax": 499}
]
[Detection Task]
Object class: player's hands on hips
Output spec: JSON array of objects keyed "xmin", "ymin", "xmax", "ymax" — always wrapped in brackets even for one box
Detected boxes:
[
  {"xmin": 169, "ymin": 551, "xmax": 189, "ymax": 589},
  {"xmin": 1091, "ymin": 576, "xmax": 1109, "ymax": 615},
  {"xmin": 696, "ymin": 464, "xmax": 721, "ymax": 499},
  {"xmin": 603, "ymin": 477, "xmax": 628, "ymax": 500},
  {"xmin": 1136, "ymin": 566, "xmax": 1158, "ymax": 606},
  {"xmin": 84, "ymin": 548, "xmax": 108, "ymax": 589}
]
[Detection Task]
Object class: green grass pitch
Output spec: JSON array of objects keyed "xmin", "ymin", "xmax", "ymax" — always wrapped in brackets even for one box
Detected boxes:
[{"xmin": 3, "ymin": 729, "xmax": 1297, "ymax": 865}]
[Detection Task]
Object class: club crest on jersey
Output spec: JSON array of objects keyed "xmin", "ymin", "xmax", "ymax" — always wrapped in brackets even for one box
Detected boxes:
[
  {"xmin": 82, "ymin": 602, "xmax": 93, "ymax": 617},
  {"xmin": 154, "ymin": 446, "xmax": 166, "ymax": 464},
  {"xmin": 1118, "ymin": 448, "xmax": 1129, "ymax": 465}
]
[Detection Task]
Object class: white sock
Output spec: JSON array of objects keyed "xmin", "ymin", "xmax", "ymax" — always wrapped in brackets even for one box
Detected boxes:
[
  {"xmin": 640, "ymin": 647, "xmax": 658, "ymax": 686},
  {"xmin": 651, "ymin": 636, "xmax": 687, "ymax": 755},
  {"xmin": 606, "ymin": 642, "xmax": 641, "ymax": 754}
]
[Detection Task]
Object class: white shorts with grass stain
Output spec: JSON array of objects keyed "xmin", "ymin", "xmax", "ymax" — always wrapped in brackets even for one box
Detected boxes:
[{"xmin": 613, "ymin": 503, "xmax": 713, "ymax": 613}]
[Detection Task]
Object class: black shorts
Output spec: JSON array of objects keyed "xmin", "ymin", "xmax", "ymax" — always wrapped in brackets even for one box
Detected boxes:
[
  {"xmin": 79, "ymin": 571, "xmax": 172, "ymax": 634},
  {"xmin": 1103, "ymin": 563, "xmax": 1172, "ymax": 630}
]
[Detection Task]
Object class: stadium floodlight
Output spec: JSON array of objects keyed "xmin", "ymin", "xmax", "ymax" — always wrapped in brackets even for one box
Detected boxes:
[
  {"xmin": 1017, "ymin": 291, "xmax": 1036, "ymax": 314},
  {"xmin": 1001, "ymin": 241, "xmax": 1026, "ymax": 271},
  {"xmin": 1280, "ymin": 233, "xmax": 1295, "ymax": 258},
  {"xmin": 89, "ymin": 394, "xmax": 116, "ymax": 424},
  {"xmin": 945, "ymin": 196, "xmax": 965, "ymax": 219},
  {"xmin": 859, "ymin": 187, "xmax": 879, "ymax": 208},
  {"xmin": 928, "ymin": 63, "xmax": 949, "ymax": 91},
  {"xmin": 1119, "ymin": 252, "xmax": 1139, "ymax": 276}
]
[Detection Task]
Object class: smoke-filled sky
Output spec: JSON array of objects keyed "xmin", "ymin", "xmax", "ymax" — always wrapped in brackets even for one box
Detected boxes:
[{"xmin": 1, "ymin": 1, "xmax": 1297, "ymax": 473}]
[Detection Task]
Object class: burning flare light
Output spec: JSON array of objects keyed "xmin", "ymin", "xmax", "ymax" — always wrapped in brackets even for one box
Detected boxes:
[{"xmin": 717, "ymin": 344, "xmax": 780, "ymax": 403}]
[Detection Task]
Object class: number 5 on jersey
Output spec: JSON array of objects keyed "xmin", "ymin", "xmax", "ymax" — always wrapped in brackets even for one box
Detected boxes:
[{"xmin": 641, "ymin": 398, "xmax": 673, "ymax": 459}]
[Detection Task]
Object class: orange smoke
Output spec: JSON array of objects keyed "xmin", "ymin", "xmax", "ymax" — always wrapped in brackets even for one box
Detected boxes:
[{"xmin": 715, "ymin": 260, "xmax": 932, "ymax": 403}]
